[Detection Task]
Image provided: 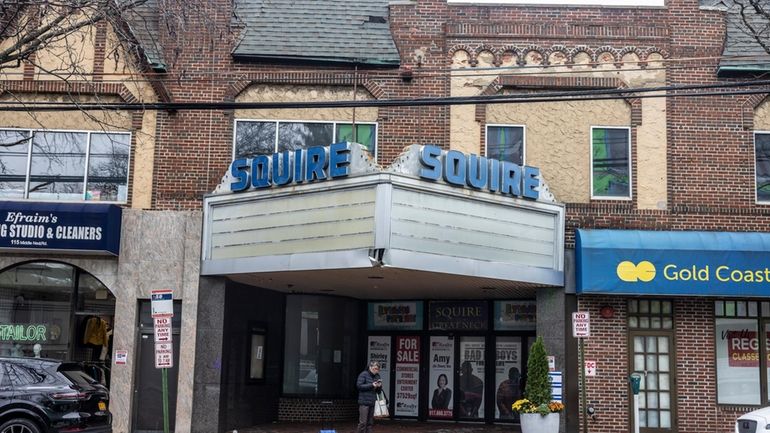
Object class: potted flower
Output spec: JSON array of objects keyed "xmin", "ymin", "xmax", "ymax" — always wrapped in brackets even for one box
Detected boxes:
[{"xmin": 512, "ymin": 336, "xmax": 564, "ymax": 433}]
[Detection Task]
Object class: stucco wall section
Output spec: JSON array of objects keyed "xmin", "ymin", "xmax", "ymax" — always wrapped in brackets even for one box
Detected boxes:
[
  {"xmin": 235, "ymin": 85, "xmax": 378, "ymax": 122},
  {"xmin": 450, "ymin": 50, "xmax": 493, "ymax": 155},
  {"xmin": 450, "ymin": 52, "xmax": 667, "ymax": 205},
  {"xmin": 0, "ymin": 93, "xmax": 130, "ymax": 130},
  {"xmin": 754, "ymin": 97, "xmax": 770, "ymax": 130},
  {"xmin": 487, "ymin": 98, "xmax": 630, "ymax": 203},
  {"xmin": 637, "ymin": 94, "xmax": 668, "ymax": 209}
]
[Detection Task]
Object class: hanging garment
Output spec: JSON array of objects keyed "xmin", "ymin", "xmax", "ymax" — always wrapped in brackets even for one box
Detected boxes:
[{"xmin": 83, "ymin": 318, "xmax": 108, "ymax": 346}]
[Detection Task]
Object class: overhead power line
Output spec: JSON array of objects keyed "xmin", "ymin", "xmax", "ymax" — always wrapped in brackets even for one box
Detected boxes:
[{"xmin": 0, "ymin": 79, "xmax": 768, "ymax": 112}]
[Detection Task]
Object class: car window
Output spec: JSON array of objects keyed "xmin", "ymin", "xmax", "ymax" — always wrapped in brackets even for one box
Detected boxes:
[
  {"xmin": 59, "ymin": 369, "xmax": 96, "ymax": 387},
  {"xmin": 0, "ymin": 363, "xmax": 8, "ymax": 388},
  {"xmin": 6, "ymin": 363, "xmax": 45, "ymax": 386}
]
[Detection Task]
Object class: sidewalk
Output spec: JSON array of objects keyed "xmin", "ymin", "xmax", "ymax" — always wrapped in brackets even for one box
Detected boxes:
[{"xmin": 232, "ymin": 420, "xmax": 520, "ymax": 433}]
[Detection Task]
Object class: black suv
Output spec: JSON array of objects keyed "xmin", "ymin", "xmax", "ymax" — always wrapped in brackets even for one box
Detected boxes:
[{"xmin": 0, "ymin": 357, "xmax": 111, "ymax": 433}]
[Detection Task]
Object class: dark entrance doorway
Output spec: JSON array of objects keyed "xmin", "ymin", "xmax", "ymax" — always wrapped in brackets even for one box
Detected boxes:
[{"xmin": 132, "ymin": 301, "xmax": 181, "ymax": 433}]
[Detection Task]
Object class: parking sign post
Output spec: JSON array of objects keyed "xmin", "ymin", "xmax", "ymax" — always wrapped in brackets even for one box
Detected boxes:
[
  {"xmin": 573, "ymin": 312, "xmax": 591, "ymax": 433},
  {"xmin": 151, "ymin": 289, "xmax": 174, "ymax": 433}
]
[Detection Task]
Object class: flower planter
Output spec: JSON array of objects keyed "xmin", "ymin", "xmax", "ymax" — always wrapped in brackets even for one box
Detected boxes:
[{"xmin": 520, "ymin": 412, "xmax": 559, "ymax": 433}]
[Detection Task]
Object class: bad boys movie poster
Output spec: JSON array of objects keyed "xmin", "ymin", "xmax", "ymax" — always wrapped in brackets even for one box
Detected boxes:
[
  {"xmin": 395, "ymin": 336, "xmax": 420, "ymax": 416},
  {"xmin": 367, "ymin": 336, "xmax": 391, "ymax": 398},
  {"xmin": 428, "ymin": 336, "xmax": 454, "ymax": 419},
  {"xmin": 458, "ymin": 338, "xmax": 485, "ymax": 419},
  {"xmin": 494, "ymin": 338, "xmax": 522, "ymax": 419}
]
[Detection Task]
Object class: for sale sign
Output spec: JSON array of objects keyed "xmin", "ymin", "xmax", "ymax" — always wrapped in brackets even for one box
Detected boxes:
[{"xmin": 572, "ymin": 312, "xmax": 591, "ymax": 338}]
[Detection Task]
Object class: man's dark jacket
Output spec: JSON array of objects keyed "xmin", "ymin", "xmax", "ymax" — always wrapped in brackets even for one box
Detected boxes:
[{"xmin": 356, "ymin": 368, "xmax": 382, "ymax": 406}]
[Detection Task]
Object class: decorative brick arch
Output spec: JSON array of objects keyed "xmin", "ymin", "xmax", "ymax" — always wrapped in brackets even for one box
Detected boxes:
[
  {"xmin": 744, "ymin": 93, "xmax": 770, "ymax": 130},
  {"xmin": 474, "ymin": 75, "xmax": 642, "ymax": 126},
  {"xmin": 224, "ymin": 72, "xmax": 389, "ymax": 102}
]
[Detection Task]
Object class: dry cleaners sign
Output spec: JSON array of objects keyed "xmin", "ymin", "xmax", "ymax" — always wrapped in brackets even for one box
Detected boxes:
[
  {"xmin": 228, "ymin": 143, "xmax": 541, "ymax": 200},
  {"xmin": 0, "ymin": 202, "xmax": 122, "ymax": 255}
]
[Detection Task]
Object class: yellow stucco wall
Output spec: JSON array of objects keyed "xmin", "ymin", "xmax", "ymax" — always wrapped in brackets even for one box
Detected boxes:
[
  {"xmin": 754, "ymin": 97, "xmax": 770, "ymax": 130},
  {"xmin": 450, "ymin": 50, "xmax": 667, "ymax": 207},
  {"xmin": 235, "ymin": 84, "xmax": 377, "ymax": 122}
]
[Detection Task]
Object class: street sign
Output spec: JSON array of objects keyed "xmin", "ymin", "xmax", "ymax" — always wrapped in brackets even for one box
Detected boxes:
[
  {"xmin": 151, "ymin": 289, "xmax": 174, "ymax": 318},
  {"xmin": 584, "ymin": 360, "xmax": 597, "ymax": 376},
  {"xmin": 154, "ymin": 342, "xmax": 173, "ymax": 368},
  {"xmin": 154, "ymin": 317, "xmax": 172, "ymax": 343},
  {"xmin": 572, "ymin": 311, "xmax": 591, "ymax": 338}
]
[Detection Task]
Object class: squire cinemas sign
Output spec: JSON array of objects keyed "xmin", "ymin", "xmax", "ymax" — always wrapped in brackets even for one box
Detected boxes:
[{"xmin": 229, "ymin": 143, "xmax": 542, "ymax": 200}]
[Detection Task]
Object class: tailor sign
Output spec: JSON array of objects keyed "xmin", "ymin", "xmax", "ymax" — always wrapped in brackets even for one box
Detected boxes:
[
  {"xmin": 576, "ymin": 229, "xmax": 770, "ymax": 297},
  {"xmin": 227, "ymin": 143, "xmax": 542, "ymax": 200}
]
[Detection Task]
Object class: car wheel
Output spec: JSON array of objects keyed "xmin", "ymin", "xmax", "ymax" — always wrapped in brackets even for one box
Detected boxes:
[{"xmin": 0, "ymin": 418, "xmax": 40, "ymax": 433}]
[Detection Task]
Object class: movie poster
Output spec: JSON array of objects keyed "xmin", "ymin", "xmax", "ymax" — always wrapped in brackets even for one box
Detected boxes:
[
  {"xmin": 428, "ymin": 336, "xmax": 454, "ymax": 419},
  {"xmin": 367, "ymin": 336, "xmax": 391, "ymax": 398},
  {"xmin": 458, "ymin": 337, "xmax": 485, "ymax": 419},
  {"xmin": 494, "ymin": 337, "xmax": 522, "ymax": 420}
]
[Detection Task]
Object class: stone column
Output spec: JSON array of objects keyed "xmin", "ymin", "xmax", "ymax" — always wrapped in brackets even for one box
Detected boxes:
[{"xmin": 191, "ymin": 276, "xmax": 227, "ymax": 433}]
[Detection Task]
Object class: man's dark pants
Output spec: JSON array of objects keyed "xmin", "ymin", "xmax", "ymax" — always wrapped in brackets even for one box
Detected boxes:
[{"xmin": 357, "ymin": 404, "xmax": 374, "ymax": 433}]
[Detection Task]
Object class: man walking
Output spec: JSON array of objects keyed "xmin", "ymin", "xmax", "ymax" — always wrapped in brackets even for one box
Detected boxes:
[{"xmin": 356, "ymin": 361, "xmax": 382, "ymax": 433}]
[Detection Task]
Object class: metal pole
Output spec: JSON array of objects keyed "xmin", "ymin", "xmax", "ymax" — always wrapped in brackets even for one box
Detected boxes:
[
  {"xmin": 633, "ymin": 394, "xmax": 640, "ymax": 433},
  {"xmin": 162, "ymin": 367, "xmax": 170, "ymax": 433},
  {"xmin": 352, "ymin": 65, "xmax": 358, "ymax": 143},
  {"xmin": 580, "ymin": 337, "xmax": 587, "ymax": 433}
]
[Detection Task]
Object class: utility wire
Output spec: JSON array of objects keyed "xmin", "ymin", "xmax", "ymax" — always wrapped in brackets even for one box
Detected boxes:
[{"xmin": 0, "ymin": 81, "xmax": 768, "ymax": 111}]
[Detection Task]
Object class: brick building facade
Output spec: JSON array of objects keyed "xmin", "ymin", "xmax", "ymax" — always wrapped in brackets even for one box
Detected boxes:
[{"xmin": 2, "ymin": 0, "xmax": 770, "ymax": 432}]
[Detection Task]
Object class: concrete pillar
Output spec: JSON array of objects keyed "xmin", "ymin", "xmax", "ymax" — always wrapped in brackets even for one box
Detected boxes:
[{"xmin": 191, "ymin": 276, "xmax": 227, "ymax": 433}]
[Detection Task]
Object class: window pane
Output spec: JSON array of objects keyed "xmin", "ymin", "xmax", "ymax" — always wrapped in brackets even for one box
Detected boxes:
[
  {"xmin": 765, "ymin": 323, "xmax": 770, "ymax": 400},
  {"xmin": 86, "ymin": 133, "xmax": 129, "ymax": 202},
  {"xmin": 715, "ymin": 301, "xmax": 724, "ymax": 316},
  {"xmin": 756, "ymin": 133, "xmax": 770, "ymax": 201},
  {"xmin": 592, "ymin": 127, "xmax": 630, "ymax": 198},
  {"xmin": 337, "ymin": 124, "xmax": 376, "ymax": 156},
  {"xmin": 0, "ymin": 262, "xmax": 75, "ymax": 360},
  {"xmin": 278, "ymin": 123, "xmax": 333, "ymax": 152},
  {"xmin": 0, "ymin": 130, "xmax": 29, "ymax": 198},
  {"xmin": 235, "ymin": 121, "xmax": 276, "ymax": 158},
  {"xmin": 486, "ymin": 126, "xmax": 523, "ymax": 165},
  {"xmin": 660, "ymin": 410, "xmax": 671, "ymax": 428},
  {"xmin": 29, "ymin": 132, "xmax": 86, "ymax": 200},
  {"xmin": 282, "ymin": 295, "xmax": 359, "ymax": 397},
  {"xmin": 715, "ymin": 318, "xmax": 761, "ymax": 404}
]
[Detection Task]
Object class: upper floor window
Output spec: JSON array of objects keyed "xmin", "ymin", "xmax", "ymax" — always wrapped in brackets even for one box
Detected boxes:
[
  {"xmin": 755, "ymin": 132, "xmax": 770, "ymax": 203},
  {"xmin": 233, "ymin": 120, "xmax": 377, "ymax": 161},
  {"xmin": 591, "ymin": 126, "xmax": 631, "ymax": 200},
  {"xmin": 485, "ymin": 125, "xmax": 524, "ymax": 165},
  {"xmin": 0, "ymin": 129, "xmax": 130, "ymax": 202}
]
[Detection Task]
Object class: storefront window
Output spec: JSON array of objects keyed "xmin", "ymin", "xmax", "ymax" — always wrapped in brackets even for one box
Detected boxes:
[
  {"xmin": 715, "ymin": 300, "xmax": 768, "ymax": 405},
  {"xmin": 0, "ymin": 129, "xmax": 130, "ymax": 202},
  {"xmin": 0, "ymin": 262, "xmax": 115, "ymax": 368},
  {"xmin": 234, "ymin": 120, "xmax": 377, "ymax": 160},
  {"xmin": 282, "ymin": 295, "xmax": 359, "ymax": 397}
]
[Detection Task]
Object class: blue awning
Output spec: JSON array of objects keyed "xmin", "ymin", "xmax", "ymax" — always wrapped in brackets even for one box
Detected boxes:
[
  {"xmin": 0, "ymin": 201, "xmax": 122, "ymax": 255},
  {"xmin": 576, "ymin": 229, "xmax": 770, "ymax": 297}
]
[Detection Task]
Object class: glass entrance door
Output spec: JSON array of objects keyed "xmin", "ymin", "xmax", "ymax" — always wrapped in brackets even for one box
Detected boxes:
[
  {"xmin": 457, "ymin": 336, "xmax": 485, "ymax": 420},
  {"xmin": 628, "ymin": 299, "xmax": 675, "ymax": 433}
]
